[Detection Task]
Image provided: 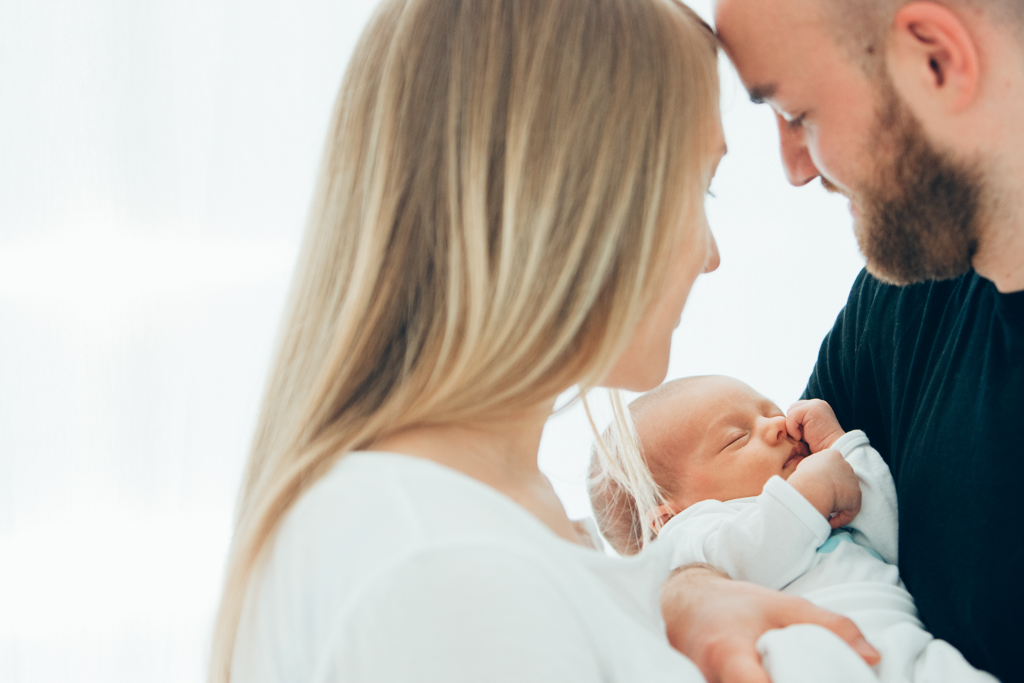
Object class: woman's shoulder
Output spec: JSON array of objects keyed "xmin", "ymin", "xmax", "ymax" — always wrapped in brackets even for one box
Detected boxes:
[
  {"xmin": 254, "ymin": 452, "xmax": 595, "ymax": 627},
  {"xmin": 279, "ymin": 451, "xmax": 562, "ymax": 554},
  {"xmin": 234, "ymin": 452, "xmax": 699, "ymax": 683}
]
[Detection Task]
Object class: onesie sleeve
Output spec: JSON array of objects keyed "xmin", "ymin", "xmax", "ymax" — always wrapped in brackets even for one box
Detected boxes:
[
  {"xmin": 832, "ymin": 429, "xmax": 899, "ymax": 565},
  {"xmin": 657, "ymin": 478, "xmax": 831, "ymax": 590},
  {"xmin": 327, "ymin": 545, "xmax": 608, "ymax": 683}
]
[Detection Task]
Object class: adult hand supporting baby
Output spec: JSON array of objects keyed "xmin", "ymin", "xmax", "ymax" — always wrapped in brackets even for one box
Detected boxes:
[{"xmin": 661, "ymin": 564, "xmax": 880, "ymax": 683}]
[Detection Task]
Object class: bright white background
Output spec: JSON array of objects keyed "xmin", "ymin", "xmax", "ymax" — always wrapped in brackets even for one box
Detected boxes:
[{"xmin": 0, "ymin": 1, "xmax": 864, "ymax": 681}]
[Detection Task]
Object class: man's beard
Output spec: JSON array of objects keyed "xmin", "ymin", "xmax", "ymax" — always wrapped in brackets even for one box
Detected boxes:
[{"xmin": 837, "ymin": 82, "xmax": 984, "ymax": 285}]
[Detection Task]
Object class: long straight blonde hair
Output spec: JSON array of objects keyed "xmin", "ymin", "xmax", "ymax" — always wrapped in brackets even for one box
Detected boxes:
[{"xmin": 210, "ymin": 0, "xmax": 718, "ymax": 679}]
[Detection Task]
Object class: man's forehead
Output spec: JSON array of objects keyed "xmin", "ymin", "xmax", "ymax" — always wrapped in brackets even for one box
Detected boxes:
[
  {"xmin": 713, "ymin": 0, "xmax": 833, "ymax": 99},
  {"xmin": 714, "ymin": 0, "xmax": 822, "ymax": 32}
]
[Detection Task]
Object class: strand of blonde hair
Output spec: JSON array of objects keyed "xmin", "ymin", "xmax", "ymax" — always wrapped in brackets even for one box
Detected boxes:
[{"xmin": 209, "ymin": 1, "xmax": 718, "ymax": 679}]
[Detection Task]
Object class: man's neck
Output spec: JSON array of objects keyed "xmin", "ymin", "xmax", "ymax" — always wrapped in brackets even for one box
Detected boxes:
[
  {"xmin": 973, "ymin": 165, "xmax": 1024, "ymax": 293},
  {"xmin": 974, "ymin": 51, "xmax": 1024, "ymax": 292},
  {"xmin": 973, "ymin": 228, "xmax": 1024, "ymax": 293}
]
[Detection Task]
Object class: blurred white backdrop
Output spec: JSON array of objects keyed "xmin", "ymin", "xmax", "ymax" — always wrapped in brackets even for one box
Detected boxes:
[{"xmin": 0, "ymin": 0, "xmax": 864, "ymax": 681}]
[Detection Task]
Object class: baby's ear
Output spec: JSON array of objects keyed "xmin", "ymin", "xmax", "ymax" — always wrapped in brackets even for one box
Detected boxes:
[{"xmin": 646, "ymin": 504, "xmax": 680, "ymax": 535}]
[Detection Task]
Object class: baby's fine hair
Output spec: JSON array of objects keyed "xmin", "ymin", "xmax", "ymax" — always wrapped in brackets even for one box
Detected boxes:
[
  {"xmin": 588, "ymin": 378, "xmax": 709, "ymax": 554},
  {"xmin": 586, "ymin": 391, "xmax": 668, "ymax": 555}
]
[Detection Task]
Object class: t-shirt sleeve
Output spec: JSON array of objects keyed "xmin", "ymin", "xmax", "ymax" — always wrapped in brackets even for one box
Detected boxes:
[{"xmin": 328, "ymin": 545, "xmax": 606, "ymax": 683}]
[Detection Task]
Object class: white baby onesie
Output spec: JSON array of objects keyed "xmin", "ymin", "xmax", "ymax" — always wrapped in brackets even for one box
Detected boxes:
[{"xmin": 656, "ymin": 431, "xmax": 998, "ymax": 683}]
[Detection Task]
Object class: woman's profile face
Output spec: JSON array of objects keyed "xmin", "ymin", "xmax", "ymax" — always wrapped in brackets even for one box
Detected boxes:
[{"xmin": 603, "ymin": 115, "xmax": 725, "ymax": 392}]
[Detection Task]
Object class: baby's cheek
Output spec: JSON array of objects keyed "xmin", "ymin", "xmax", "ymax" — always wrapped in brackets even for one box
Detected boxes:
[{"xmin": 738, "ymin": 464, "xmax": 773, "ymax": 498}]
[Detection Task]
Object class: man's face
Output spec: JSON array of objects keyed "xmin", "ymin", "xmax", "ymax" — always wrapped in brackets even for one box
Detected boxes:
[
  {"xmin": 715, "ymin": 0, "xmax": 983, "ymax": 284},
  {"xmin": 852, "ymin": 80, "xmax": 981, "ymax": 283}
]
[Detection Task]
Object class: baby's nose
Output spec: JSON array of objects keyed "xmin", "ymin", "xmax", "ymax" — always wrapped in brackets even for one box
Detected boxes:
[{"xmin": 763, "ymin": 415, "xmax": 788, "ymax": 444}]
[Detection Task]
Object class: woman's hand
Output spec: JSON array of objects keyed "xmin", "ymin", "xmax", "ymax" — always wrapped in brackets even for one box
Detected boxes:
[
  {"xmin": 661, "ymin": 564, "xmax": 880, "ymax": 683},
  {"xmin": 786, "ymin": 399, "xmax": 845, "ymax": 453}
]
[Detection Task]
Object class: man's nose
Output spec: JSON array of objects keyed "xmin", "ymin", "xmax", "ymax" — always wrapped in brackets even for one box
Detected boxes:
[{"xmin": 776, "ymin": 114, "xmax": 820, "ymax": 187}]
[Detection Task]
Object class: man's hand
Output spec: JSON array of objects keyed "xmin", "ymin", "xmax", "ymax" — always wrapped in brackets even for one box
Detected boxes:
[
  {"xmin": 786, "ymin": 399, "xmax": 845, "ymax": 453},
  {"xmin": 787, "ymin": 449, "xmax": 861, "ymax": 528},
  {"xmin": 661, "ymin": 565, "xmax": 880, "ymax": 683}
]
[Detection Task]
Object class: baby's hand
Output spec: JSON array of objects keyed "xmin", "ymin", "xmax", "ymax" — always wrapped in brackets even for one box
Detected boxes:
[
  {"xmin": 786, "ymin": 399, "xmax": 846, "ymax": 453},
  {"xmin": 787, "ymin": 449, "xmax": 861, "ymax": 529}
]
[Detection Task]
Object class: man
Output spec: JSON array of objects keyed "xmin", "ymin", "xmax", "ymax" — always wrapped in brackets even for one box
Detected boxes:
[{"xmin": 708, "ymin": 0, "xmax": 1024, "ymax": 680}]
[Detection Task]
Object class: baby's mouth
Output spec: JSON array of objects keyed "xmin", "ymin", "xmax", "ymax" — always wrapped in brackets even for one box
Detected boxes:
[{"xmin": 783, "ymin": 441, "xmax": 811, "ymax": 469}]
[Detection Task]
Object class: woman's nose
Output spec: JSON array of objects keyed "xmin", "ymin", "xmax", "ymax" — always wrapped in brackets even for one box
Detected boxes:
[{"xmin": 703, "ymin": 228, "xmax": 720, "ymax": 274}]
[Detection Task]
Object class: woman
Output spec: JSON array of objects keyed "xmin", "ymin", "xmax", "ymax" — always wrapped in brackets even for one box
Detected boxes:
[{"xmin": 211, "ymin": 0, "xmax": 878, "ymax": 681}]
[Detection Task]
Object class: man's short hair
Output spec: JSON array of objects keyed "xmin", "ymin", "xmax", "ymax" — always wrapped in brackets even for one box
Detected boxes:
[{"xmin": 824, "ymin": 0, "xmax": 1024, "ymax": 73}]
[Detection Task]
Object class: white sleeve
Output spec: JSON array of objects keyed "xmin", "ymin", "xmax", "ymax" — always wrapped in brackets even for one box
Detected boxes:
[
  {"xmin": 657, "ymin": 477, "xmax": 831, "ymax": 590},
  {"xmin": 328, "ymin": 545, "xmax": 607, "ymax": 683},
  {"xmin": 832, "ymin": 430, "xmax": 899, "ymax": 565}
]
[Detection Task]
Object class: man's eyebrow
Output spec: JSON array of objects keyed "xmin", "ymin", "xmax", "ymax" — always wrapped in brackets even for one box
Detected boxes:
[{"xmin": 748, "ymin": 83, "xmax": 776, "ymax": 104}]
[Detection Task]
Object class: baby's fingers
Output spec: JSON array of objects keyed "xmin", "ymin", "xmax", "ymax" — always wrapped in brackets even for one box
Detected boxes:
[
  {"xmin": 829, "ymin": 509, "xmax": 858, "ymax": 529},
  {"xmin": 785, "ymin": 414, "xmax": 803, "ymax": 442},
  {"xmin": 785, "ymin": 402, "xmax": 808, "ymax": 441}
]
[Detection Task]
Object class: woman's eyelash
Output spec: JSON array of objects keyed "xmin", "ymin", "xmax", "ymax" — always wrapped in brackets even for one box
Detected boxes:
[{"xmin": 706, "ymin": 189, "xmax": 717, "ymax": 198}]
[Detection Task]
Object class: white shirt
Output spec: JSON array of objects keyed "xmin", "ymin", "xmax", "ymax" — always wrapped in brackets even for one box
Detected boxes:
[{"xmin": 232, "ymin": 452, "xmax": 705, "ymax": 683}]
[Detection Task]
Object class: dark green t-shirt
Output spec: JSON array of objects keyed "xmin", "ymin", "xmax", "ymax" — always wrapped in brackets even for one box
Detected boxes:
[{"xmin": 803, "ymin": 268, "xmax": 1024, "ymax": 683}]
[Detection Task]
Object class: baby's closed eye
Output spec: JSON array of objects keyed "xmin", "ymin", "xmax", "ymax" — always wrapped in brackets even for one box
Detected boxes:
[{"xmin": 723, "ymin": 432, "xmax": 747, "ymax": 449}]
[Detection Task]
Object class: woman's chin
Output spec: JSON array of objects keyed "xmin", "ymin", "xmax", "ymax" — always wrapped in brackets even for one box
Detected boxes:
[{"xmin": 610, "ymin": 364, "xmax": 669, "ymax": 392}]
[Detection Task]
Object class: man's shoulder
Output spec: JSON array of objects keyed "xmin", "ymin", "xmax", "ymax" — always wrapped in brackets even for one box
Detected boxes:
[
  {"xmin": 842, "ymin": 268, "xmax": 987, "ymax": 335},
  {"xmin": 802, "ymin": 270, "xmax": 987, "ymax": 426},
  {"xmin": 847, "ymin": 267, "xmax": 977, "ymax": 311}
]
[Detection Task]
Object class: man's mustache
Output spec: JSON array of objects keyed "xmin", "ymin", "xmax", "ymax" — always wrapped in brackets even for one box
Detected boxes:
[{"xmin": 820, "ymin": 176, "xmax": 844, "ymax": 196}]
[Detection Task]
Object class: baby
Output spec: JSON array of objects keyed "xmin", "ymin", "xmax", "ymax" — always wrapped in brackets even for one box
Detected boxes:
[{"xmin": 588, "ymin": 376, "xmax": 997, "ymax": 683}]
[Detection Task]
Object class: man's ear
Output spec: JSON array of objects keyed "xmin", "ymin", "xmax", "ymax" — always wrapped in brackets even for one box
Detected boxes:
[
  {"xmin": 647, "ymin": 503, "xmax": 680, "ymax": 535},
  {"xmin": 887, "ymin": 1, "xmax": 980, "ymax": 113}
]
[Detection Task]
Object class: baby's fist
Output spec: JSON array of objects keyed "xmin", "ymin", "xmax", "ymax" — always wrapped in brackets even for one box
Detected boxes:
[
  {"xmin": 788, "ymin": 449, "xmax": 862, "ymax": 529},
  {"xmin": 786, "ymin": 399, "xmax": 845, "ymax": 453}
]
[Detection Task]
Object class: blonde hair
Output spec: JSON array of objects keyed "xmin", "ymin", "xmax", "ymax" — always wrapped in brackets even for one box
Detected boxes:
[
  {"xmin": 586, "ymin": 391, "xmax": 668, "ymax": 554},
  {"xmin": 210, "ymin": 0, "xmax": 718, "ymax": 679},
  {"xmin": 588, "ymin": 377, "xmax": 701, "ymax": 554}
]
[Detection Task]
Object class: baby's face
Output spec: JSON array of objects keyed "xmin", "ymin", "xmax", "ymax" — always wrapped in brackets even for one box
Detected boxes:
[{"xmin": 635, "ymin": 376, "xmax": 811, "ymax": 508}]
